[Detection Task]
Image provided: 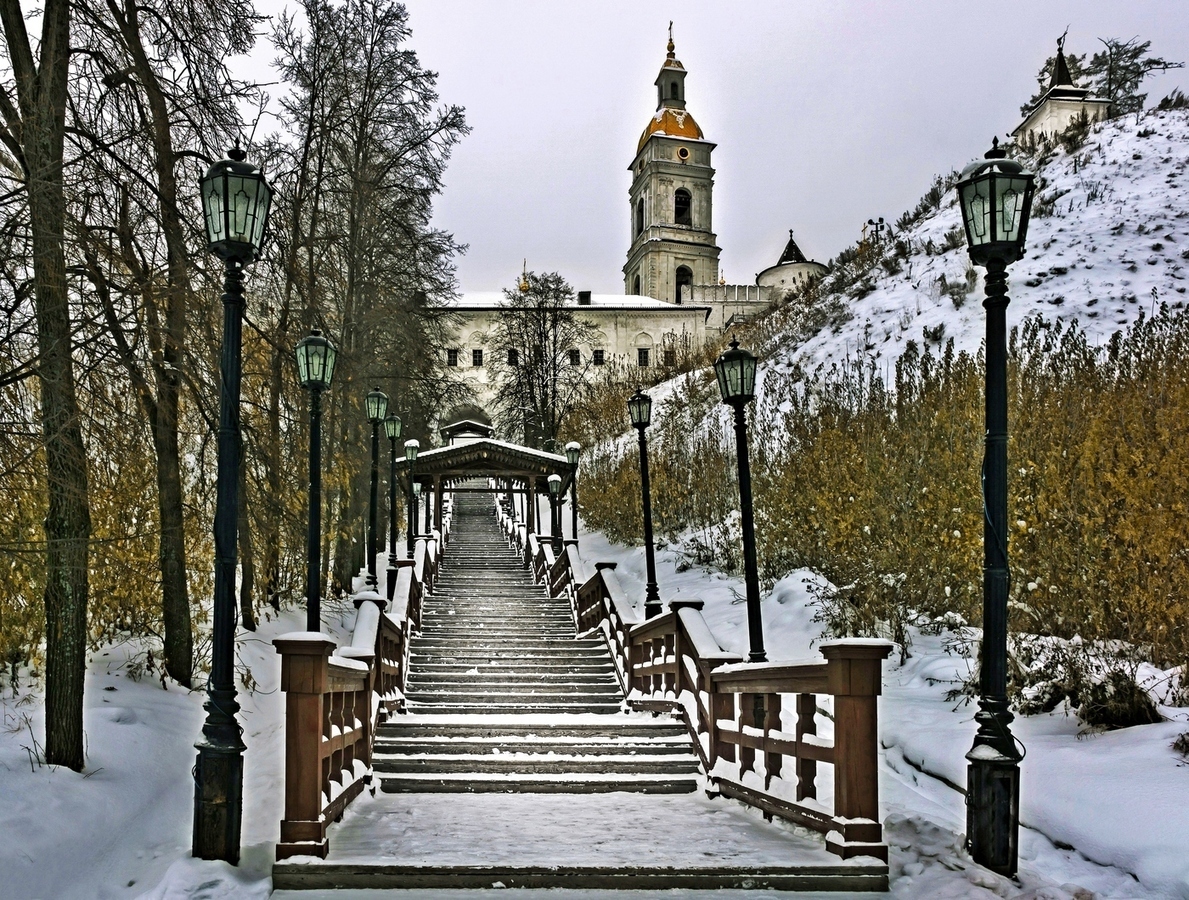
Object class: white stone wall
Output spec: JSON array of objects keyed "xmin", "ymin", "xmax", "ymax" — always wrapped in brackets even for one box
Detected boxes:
[
  {"xmin": 1014, "ymin": 96, "xmax": 1111, "ymax": 142},
  {"xmin": 446, "ymin": 296, "xmax": 711, "ymax": 408}
]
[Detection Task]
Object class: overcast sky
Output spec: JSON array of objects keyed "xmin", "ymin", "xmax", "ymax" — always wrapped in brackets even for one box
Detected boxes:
[{"xmin": 248, "ymin": 1, "xmax": 1189, "ymax": 294}]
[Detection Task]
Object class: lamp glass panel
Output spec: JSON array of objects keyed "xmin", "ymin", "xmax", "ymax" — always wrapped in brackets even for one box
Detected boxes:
[
  {"xmin": 321, "ymin": 340, "xmax": 337, "ymax": 385},
  {"xmin": 384, "ymin": 414, "xmax": 402, "ymax": 441},
  {"xmin": 962, "ymin": 178, "xmax": 992, "ymax": 246},
  {"xmin": 548, "ymin": 475, "xmax": 562, "ymax": 495},
  {"xmin": 295, "ymin": 344, "xmax": 311, "ymax": 386},
  {"xmin": 996, "ymin": 176, "xmax": 1030, "ymax": 243},
  {"xmin": 741, "ymin": 355, "xmax": 758, "ymax": 398},
  {"xmin": 628, "ymin": 393, "xmax": 651, "ymax": 427},
  {"xmin": 203, "ymin": 179, "xmax": 225, "ymax": 246},
  {"xmin": 366, "ymin": 390, "xmax": 388, "ymax": 422}
]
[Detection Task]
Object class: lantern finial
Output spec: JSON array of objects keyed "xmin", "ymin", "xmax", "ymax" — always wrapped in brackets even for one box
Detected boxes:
[{"xmin": 985, "ymin": 137, "xmax": 1005, "ymax": 160}]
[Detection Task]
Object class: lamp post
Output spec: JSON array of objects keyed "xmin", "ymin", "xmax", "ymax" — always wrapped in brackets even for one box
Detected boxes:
[
  {"xmin": 627, "ymin": 389, "xmax": 661, "ymax": 618},
  {"xmin": 565, "ymin": 441, "xmax": 581, "ymax": 541},
  {"xmin": 404, "ymin": 439, "xmax": 419, "ymax": 556},
  {"xmin": 547, "ymin": 474, "xmax": 563, "ymax": 553},
  {"xmin": 714, "ymin": 338, "xmax": 766, "ymax": 663},
  {"xmin": 956, "ymin": 137, "xmax": 1035, "ymax": 878},
  {"xmin": 295, "ymin": 330, "xmax": 337, "ymax": 631},
  {"xmin": 365, "ymin": 388, "xmax": 388, "ymax": 589},
  {"xmin": 384, "ymin": 413, "xmax": 402, "ymax": 600},
  {"xmin": 194, "ymin": 144, "xmax": 272, "ymax": 863}
]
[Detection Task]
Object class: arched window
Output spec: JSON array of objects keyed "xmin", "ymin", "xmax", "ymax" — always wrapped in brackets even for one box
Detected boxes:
[
  {"xmin": 635, "ymin": 197, "xmax": 644, "ymax": 236},
  {"xmin": 675, "ymin": 266, "xmax": 693, "ymax": 304},
  {"xmin": 633, "ymin": 274, "xmax": 642, "ymax": 295},
  {"xmin": 674, "ymin": 188, "xmax": 692, "ymax": 226}
]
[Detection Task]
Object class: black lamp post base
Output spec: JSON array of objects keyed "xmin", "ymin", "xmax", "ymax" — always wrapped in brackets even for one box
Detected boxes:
[
  {"xmin": 192, "ymin": 692, "xmax": 246, "ymax": 863},
  {"xmin": 966, "ymin": 754, "xmax": 1020, "ymax": 876},
  {"xmin": 965, "ymin": 701, "xmax": 1021, "ymax": 876}
]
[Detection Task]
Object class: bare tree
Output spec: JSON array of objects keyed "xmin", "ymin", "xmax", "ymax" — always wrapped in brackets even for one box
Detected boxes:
[
  {"xmin": 0, "ymin": 0, "xmax": 93, "ymax": 769},
  {"xmin": 488, "ymin": 271, "xmax": 598, "ymax": 449}
]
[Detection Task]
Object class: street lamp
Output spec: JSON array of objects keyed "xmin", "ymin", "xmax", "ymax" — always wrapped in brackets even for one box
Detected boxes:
[
  {"xmin": 714, "ymin": 337, "xmax": 766, "ymax": 663},
  {"xmin": 565, "ymin": 441, "xmax": 581, "ymax": 541},
  {"xmin": 295, "ymin": 330, "xmax": 337, "ymax": 631},
  {"xmin": 404, "ymin": 439, "xmax": 419, "ymax": 556},
  {"xmin": 194, "ymin": 144, "xmax": 272, "ymax": 864},
  {"xmin": 365, "ymin": 388, "xmax": 388, "ymax": 589},
  {"xmin": 956, "ymin": 137, "xmax": 1035, "ymax": 878},
  {"xmin": 547, "ymin": 474, "xmax": 563, "ymax": 553},
  {"xmin": 627, "ymin": 389, "xmax": 661, "ymax": 618},
  {"xmin": 384, "ymin": 413, "xmax": 402, "ymax": 601}
]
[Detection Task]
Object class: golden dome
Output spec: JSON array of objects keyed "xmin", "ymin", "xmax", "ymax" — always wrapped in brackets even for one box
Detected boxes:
[{"xmin": 637, "ymin": 107, "xmax": 703, "ymax": 153}]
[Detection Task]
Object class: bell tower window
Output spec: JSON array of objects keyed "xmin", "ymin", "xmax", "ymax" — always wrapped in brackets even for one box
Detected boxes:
[
  {"xmin": 675, "ymin": 266, "xmax": 692, "ymax": 304},
  {"xmin": 635, "ymin": 198, "xmax": 644, "ymax": 237},
  {"xmin": 633, "ymin": 274, "xmax": 642, "ymax": 295},
  {"xmin": 670, "ymin": 82, "xmax": 679, "ymax": 100},
  {"xmin": 674, "ymin": 188, "xmax": 692, "ymax": 226}
]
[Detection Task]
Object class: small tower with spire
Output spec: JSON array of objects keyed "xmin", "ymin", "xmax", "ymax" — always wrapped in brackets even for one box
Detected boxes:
[
  {"xmin": 624, "ymin": 27, "xmax": 721, "ymax": 303},
  {"xmin": 756, "ymin": 230, "xmax": 828, "ymax": 291},
  {"xmin": 1012, "ymin": 34, "xmax": 1111, "ymax": 143}
]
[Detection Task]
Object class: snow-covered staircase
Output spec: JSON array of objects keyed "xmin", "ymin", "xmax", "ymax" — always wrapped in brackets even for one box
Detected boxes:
[
  {"xmin": 272, "ymin": 487, "xmax": 887, "ymax": 891},
  {"xmin": 374, "ymin": 488, "xmax": 699, "ymax": 793}
]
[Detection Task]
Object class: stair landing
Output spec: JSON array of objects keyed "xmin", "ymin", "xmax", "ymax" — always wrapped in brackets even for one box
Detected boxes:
[{"xmin": 271, "ymin": 791, "xmax": 886, "ymax": 891}]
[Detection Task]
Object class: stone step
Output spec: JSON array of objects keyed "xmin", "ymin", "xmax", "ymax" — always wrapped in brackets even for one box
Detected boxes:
[
  {"xmin": 373, "ymin": 755, "xmax": 700, "ymax": 776},
  {"xmin": 408, "ymin": 683, "xmax": 622, "ymax": 698},
  {"xmin": 377, "ymin": 772, "xmax": 697, "ymax": 794},
  {"xmin": 373, "ymin": 737, "xmax": 692, "ymax": 755},
  {"xmin": 377, "ymin": 719, "xmax": 690, "ymax": 740},
  {"xmin": 404, "ymin": 702, "xmax": 625, "ymax": 715},
  {"xmin": 406, "ymin": 670, "xmax": 615, "ymax": 684}
]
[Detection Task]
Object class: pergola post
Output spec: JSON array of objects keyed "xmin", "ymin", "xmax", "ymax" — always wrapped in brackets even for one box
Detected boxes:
[
  {"xmin": 526, "ymin": 478, "xmax": 536, "ymax": 534},
  {"xmin": 434, "ymin": 476, "xmax": 443, "ymax": 534}
]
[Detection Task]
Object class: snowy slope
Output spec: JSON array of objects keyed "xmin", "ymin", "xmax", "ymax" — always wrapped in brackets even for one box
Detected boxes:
[{"xmin": 774, "ymin": 108, "xmax": 1189, "ymax": 379}]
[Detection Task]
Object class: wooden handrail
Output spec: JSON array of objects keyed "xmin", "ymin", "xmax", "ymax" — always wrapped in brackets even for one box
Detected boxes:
[
  {"xmin": 274, "ymin": 527, "xmax": 445, "ymax": 860},
  {"xmin": 546, "ymin": 537, "xmax": 893, "ymax": 862}
]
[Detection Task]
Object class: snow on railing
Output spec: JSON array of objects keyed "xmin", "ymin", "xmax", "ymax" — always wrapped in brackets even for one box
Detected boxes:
[{"xmin": 273, "ymin": 525, "xmax": 446, "ymax": 861}]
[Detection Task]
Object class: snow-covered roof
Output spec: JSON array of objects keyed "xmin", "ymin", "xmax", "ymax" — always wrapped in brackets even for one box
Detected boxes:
[{"xmin": 452, "ymin": 292, "xmax": 701, "ymax": 312}]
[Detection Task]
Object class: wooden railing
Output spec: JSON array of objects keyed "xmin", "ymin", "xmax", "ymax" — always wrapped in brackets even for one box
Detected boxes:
[
  {"xmin": 540, "ymin": 528, "xmax": 893, "ymax": 862},
  {"xmin": 273, "ymin": 517, "xmax": 449, "ymax": 860}
]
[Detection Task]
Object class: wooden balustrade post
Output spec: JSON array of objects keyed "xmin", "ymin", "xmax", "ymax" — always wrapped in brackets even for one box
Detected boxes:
[
  {"xmin": 739, "ymin": 692, "xmax": 757, "ymax": 776},
  {"xmin": 764, "ymin": 692, "xmax": 782, "ymax": 790},
  {"xmin": 274, "ymin": 636, "xmax": 335, "ymax": 860},
  {"xmin": 823, "ymin": 641, "xmax": 892, "ymax": 857},
  {"xmin": 710, "ymin": 689, "xmax": 735, "ymax": 765},
  {"xmin": 795, "ymin": 692, "xmax": 817, "ymax": 801}
]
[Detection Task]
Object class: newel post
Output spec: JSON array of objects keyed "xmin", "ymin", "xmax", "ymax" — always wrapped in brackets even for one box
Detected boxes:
[
  {"xmin": 822, "ymin": 640, "xmax": 893, "ymax": 859},
  {"xmin": 274, "ymin": 634, "xmax": 335, "ymax": 860}
]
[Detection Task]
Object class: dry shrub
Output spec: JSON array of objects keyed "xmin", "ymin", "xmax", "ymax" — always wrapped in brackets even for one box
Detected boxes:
[{"xmin": 583, "ymin": 304, "xmax": 1189, "ymax": 692}]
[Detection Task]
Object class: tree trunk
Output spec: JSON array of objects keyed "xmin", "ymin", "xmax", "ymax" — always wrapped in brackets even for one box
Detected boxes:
[
  {"xmin": 112, "ymin": 0, "xmax": 194, "ymax": 684},
  {"xmin": 1, "ymin": 0, "xmax": 92, "ymax": 770}
]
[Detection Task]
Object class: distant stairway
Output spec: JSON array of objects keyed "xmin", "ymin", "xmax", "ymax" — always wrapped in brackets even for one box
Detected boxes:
[{"xmin": 375, "ymin": 486, "xmax": 699, "ymax": 793}]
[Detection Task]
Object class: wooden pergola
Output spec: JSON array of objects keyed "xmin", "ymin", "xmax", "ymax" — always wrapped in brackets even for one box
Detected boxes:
[{"xmin": 399, "ymin": 438, "xmax": 575, "ymax": 536}]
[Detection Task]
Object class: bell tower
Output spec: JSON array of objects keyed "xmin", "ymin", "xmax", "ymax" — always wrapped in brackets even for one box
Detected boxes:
[{"xmin": 624, "ymin": 28, "xmax": 720, "ymax": 303}]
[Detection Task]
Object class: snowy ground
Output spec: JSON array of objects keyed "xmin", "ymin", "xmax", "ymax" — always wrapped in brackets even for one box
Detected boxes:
[{"xmin": 3, "ymin": 525, "xmax": 1187, "ymax": 899}]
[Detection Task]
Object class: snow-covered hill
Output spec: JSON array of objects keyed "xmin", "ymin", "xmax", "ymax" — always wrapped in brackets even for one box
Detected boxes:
[{"xmin": 772, "ymin": 108, "xmax": 1189, "ymax": 377}]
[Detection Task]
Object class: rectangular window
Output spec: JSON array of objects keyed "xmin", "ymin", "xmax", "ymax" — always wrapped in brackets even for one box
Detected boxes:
[
  {"xmin": 593, "ymin": 349, "xmax": 605, "ymax": 366},
  {"xmin": 472, "ymin": 348, "xmax": 483, "ymax": 367},
  {"xmin": 508, "ymin": 348, "xmax": 519, "ymax": 366},
  {"xmin": 664, "ymin": 349, "xmax": 677, "ymax": 367},
  {"xmin": 568, "ymin": 348, "xmax": 580, "ymax": 366},
  {"xmin": 447, "ymin": 349, "xmax": 458, "ymax": 367},
  {"xmin": 637, "ymin": 348, "xmax": 650, "ymax": 368}
]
